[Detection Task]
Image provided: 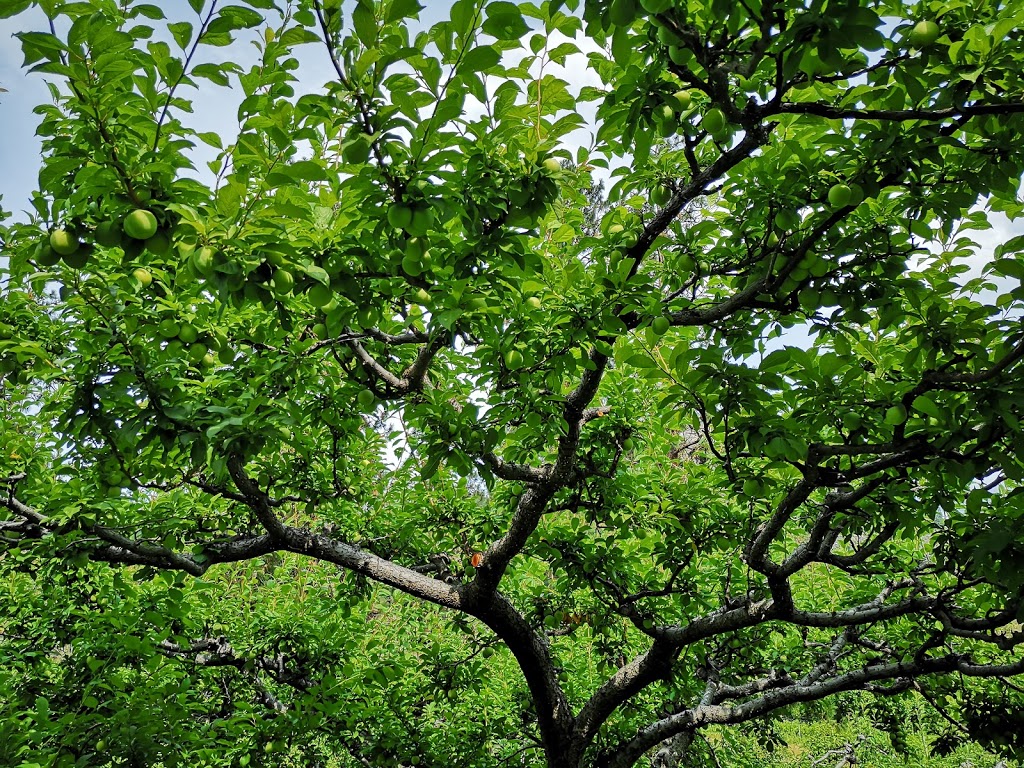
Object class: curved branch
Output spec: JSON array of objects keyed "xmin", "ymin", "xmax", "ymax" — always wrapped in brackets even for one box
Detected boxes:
[{"xmin": 605, "ymin": 654, "xmax": 1024, "ymax": 768}]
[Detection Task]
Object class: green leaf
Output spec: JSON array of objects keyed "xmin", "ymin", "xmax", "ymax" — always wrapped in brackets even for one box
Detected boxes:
[
  {"xmin": 482, "ymin": 2, "xmax": 529, "ymax": 40},
  {"xmin": 460, "ymin": 45, "xmax": 500, "ymax": 73},
  {"xmin": 352, "ymin": 2, "xmax": 378, "ymax": 47},
  {"xmin": 911, "ymin": 394, "xmax": 941, "ymax": 420},
  {"xmin": 0, "ymin": 1, "xmax": 31, "ymax": 18},
  {"xmin": 168, "ymin": 21, "xmax": 193, "ymax": 50},
  {"xmin": 279, "ymin": 26, "xmax": 322, "ymax": 46}
]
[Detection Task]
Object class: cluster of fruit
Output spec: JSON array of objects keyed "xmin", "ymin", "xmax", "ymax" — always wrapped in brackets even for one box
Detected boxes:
[
  {"xmin": 37, "ymin": 209, "xmax": 165, "ymax": 270},
  {"xmin": 150, "ymin": 317, "xmax": 230, "ymax": 370}
]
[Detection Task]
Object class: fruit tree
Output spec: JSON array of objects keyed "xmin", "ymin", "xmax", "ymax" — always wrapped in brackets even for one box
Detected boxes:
[{"xmin": 2, "ymin": 1, "xmax": 1024, "ymax": 767}]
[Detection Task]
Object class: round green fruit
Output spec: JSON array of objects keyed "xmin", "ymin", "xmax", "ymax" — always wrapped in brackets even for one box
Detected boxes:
[
  {"xmin": 33, "ymin": 242, "xmax": 61, "ymax": 267},
  {"xmin": 703, "ymin": 107, "xmax": 727, "ymax": 136},
  {"xmin": 655, "ymin": 104, "xmax": 677, "ymax": 136},
  {"xmin": 651, "ymin": 185, "xmax": 673, "ymax": 207},
  {"xmin": 158, "ymin": 319, "xmax": 180, "ymax": 338},
  {"xmin": 504, "ymin": 349, "xmax": 525, "ymax": 370},
  {"xmin": 909, "ymin": 19, "xmax": 940, "ymax": 47},
  {"xmin": 218, "ymin": 345, "xmax": 235, "ymax": 365},
  {"xmin": 188, "ymin": 343, "xmax": 208, "ymax": 365},
  {"xmin": 272, "ymin": 268, "xmax": 295, "ymax": 295},
  {"xmin": 402, "ymin": 253, "xmax": 424, "ymax": 276},
  {"xmin": 123, "ymin": 209, "xmax": 158, "ymax": 241},
  {"xmin": 524, "ymin": 296, "xmax": 542, "ymax": 311},
  {"xmin": 652, "ymin": 316, "xmax": 670, "ymax": 335},
  {"xmin": 608, "ymin": 0, "xmax": 638, "ymax": 27},
  {"xmin": 178, "ymin": 323, "xmax": 199, "ymax": 344},
  {"xmin": 405, "ymin": 237, "xmax": 426, "ymax": 260},
  {"xmin": 191, "ymin": 247, "xmax": 216, "ymax": 276},
  {"xmin": 94, "ymin": 221, "xmax": 123, "ymax": 248},
  {"xmin": 672, "ymin": 89, "xmax": 692, "ymax": 109},
  {"xmin": 144, "ymin": 231, "xmax": 171, "ymax": 255},
  {"xmin": 312, "ymin": 323, "xmax": 328, "ymax": 339},
  {"xmin": 408, "ymin": 206, "xmax": 434, "ymax": 237},
  {"xmin": 132, "ymin": 267, "xmax": 153, "ymax": 288},
  {"xmin": 342, "ymin": 137, "xmax": 371, "ymax": 164},
  {"xmin": 357, "ymin": 389, "xmax": 376, "ymax": 409},
  {"xmin": 62, "ymin": 245, "xmax": 92, "ymax": 269},
  {"xmin": 541, "ymin": 157, "xmax": 561, "ymax": 174},
  {"xmin": 668, "ymin": 45, "xmax": 689, "ymax": 66},
  {"xmin": 307, "ymin": 282, "xmax": 334, "ymax": 308},
  {"xmin": 49, "ymin": 229, "xmax": 80, "ymax": 257},
  {"xmin": 884, "ymin": 404, "xmax": 908, "ymax": 425},
  {"xmin": 412, "ymin": 287, "xmax": 431, "ymax": 305},
  {"xmin": 827, "ymin": 183, "xmax": 853, "ymax": 208},
  {"xmin": 387, "ymin": 203, "xmax": 414, "ymax": 230}
]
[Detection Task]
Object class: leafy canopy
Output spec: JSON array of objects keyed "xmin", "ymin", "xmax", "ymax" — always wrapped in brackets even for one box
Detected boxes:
[{"xmin": 1, "ymin": 0, "xmax": 1024, "ymax": 767}]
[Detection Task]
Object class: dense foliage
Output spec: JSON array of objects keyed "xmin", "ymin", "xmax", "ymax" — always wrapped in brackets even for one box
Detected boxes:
[{"xmin": 1, "ymin": 0, "xmax": 1024, "ymax": 766}]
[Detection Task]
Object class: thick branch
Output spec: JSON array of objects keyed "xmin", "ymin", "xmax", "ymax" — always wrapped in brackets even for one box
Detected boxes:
[{"xmin": 605, "ymin": 654, "xmax": 1024, "ymax": 768}]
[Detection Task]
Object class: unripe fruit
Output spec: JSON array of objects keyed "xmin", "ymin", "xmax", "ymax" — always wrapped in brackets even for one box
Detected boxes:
[
  {"xmin": 909, "ymin": 20, "xmax": 940, "ymax": 48},
  {"xmin": 387, "ymin": 203, "xmax": 413, "ymax": 230},
  {"xmin": 541, "ymin": 157, "xmax": 561, "ymax": 174},
  {"xmin": 402, "ymin": 253, "xmax": 424, "ymax": 276},
  {"xmin": 191, "ymin": 247, "xmax": 216, "ymax": 276},
  {"xmin": 668, "ymin": 45, "xmax": 689, "ymax": 66},
  {"xmin": 608, "ymin": 0, "xmax": 638, "ymax": 27},
  {"xmin": 703, "ymin": 107, "xmax": 727, "ymax": 136},
  {"xmin": 525, "ymin": 296, "xmax": 542, "ymax": 310},
  {"xmin": 342, "ymin": 137, "xmax": 371, "ymax": 164},
  {"xmin": 158, "ymin": 319, "xmax": 180, "ymax": 338},
  {"xmin": 132, "ymin": 267, "xmax": 153, "ymax": 287},
  {"xmin": 827, "ymin": 183, "xmax": 853, "ymax": 208},
  {"xmin": 49, "ymin": 229, "xmax": 80, "ymax": 257},
  {"xmin": 94, "ymin": 221, "xmax": 123, "ymax": 248},
  {"xmin": 63, "ymin": 246, "xmax": 91, "ymax": 269},
  {"xmin": 178, "ymin": 323, "xmax": 199, "ymax": 344},
  {"xmin": 33, "ymin": 241, "xmax": 61, "ymax": 266},
  {"xmin": 144, "ymin": 231, "xmax": 171, "ymax": 255},
  {"xmin": 272, "ymin": 268, "xmax": 295, "ymax": 295},
  {"xmin": 357, "ymin": 389, "xmax": 375, "ymax": 409},
  {"xmin": 652, "ymin": 316, "xmax": 670, "ymax": 335},
  {"xmin": 504, "ymin": 349, "xmax": 525, "ymax": 370},
  {"xmin": 885, "ymin": 404, "xmax": 907, "ymax": 425},
  {"xmin": 307, "ymin": 282, "xmax": 334, "ymax": 308},
  {"xmin": 123, "ymin": 209, "xmax": 158, "ymax": 240},
  {"xmin": 408, "ymin": 206, "xmax": 434, "ymax": 236},
  {"xmin": 672, "ymin": 89, "xmax": 692, "ymax": 110},
  {"xmin": 651, "ymin": 185, "xmax": 673, "ymax": 207},
  {"xmin": 412, "ymin": 287, "xmax": 431, "ymax": 305},
  {"xmin": 188, "ymin": 343, "xmax": 208, "ymax": 365},
  {"xmin": 655, "ymin": 103, "xmax": 677, "ymax": 136},
  {"xmin": 405, "ymin": 237, "xmax": 426, "ymax": 260}
]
